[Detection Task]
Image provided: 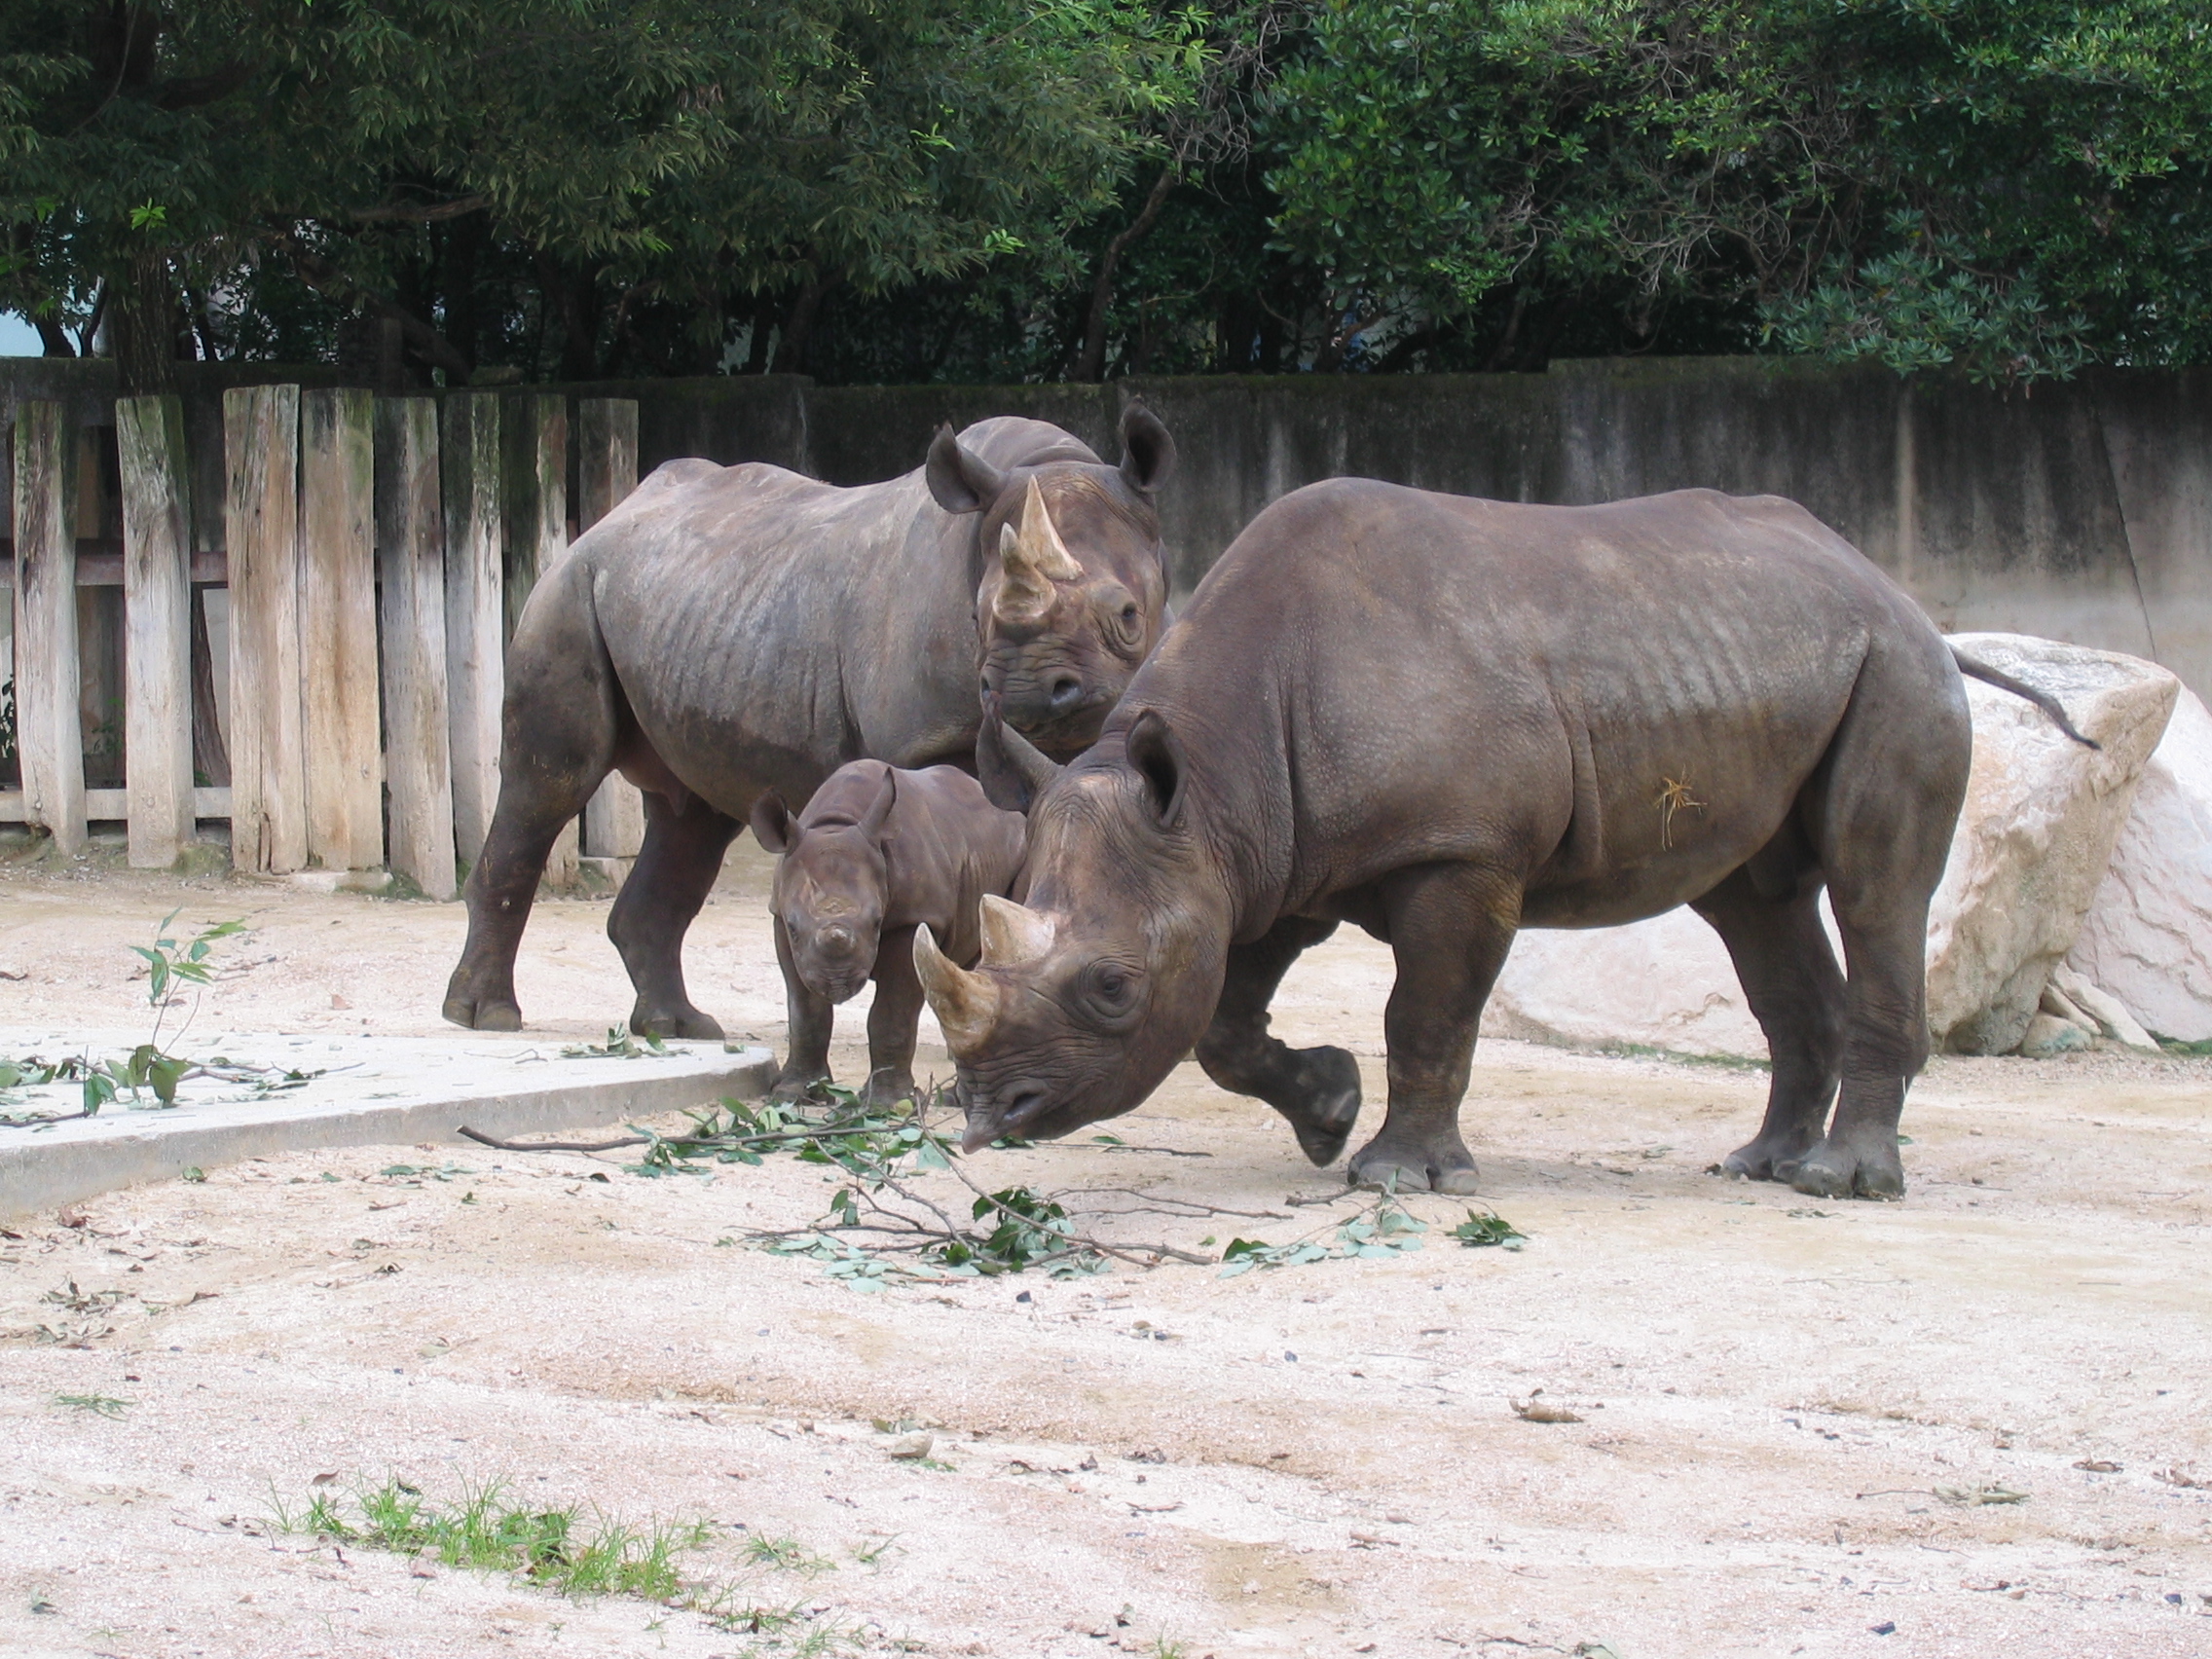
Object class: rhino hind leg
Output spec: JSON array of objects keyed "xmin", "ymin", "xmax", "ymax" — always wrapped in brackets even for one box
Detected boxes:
[
  {"xmin": 1345, "ymin": 863, "xmax": 1519, "ymax": 1197},
  {"xmin": 1780, "ymin": 646, "xmax": 1968, "ymax": 1200},
  {"xmin": 1690, "ymin": 866, "xmax": 1846, "ymax": 1184},
  {"xmin": 608, "ymin": 792, "xmax": 740, "ymax": 1041},
  {"xmin": 1195, "ymin": 915, "xmax": 1362, "ymax": 1166}
]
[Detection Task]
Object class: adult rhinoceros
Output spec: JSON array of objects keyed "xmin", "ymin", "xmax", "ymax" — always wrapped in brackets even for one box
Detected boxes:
[
  {"xmin": 442, "ymin": 406, "xmax": 1175, "ymax": 1038},
  {"xmin": 919, "ymin": 479, "xmax": 2086, "ymax": 1201}
]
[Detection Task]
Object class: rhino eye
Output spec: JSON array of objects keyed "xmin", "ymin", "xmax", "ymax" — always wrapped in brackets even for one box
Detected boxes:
[
  {"xmin": 1120, "ymin": 604, "xmax": 1138, "ymax": 626},
  {"xmin": 1079, "ymin": 960, "xmax": 1144, "ymax": 1027}
]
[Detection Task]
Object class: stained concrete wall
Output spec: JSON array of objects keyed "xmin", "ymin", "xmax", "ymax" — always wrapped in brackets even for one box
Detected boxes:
[{"xmin": 9, "ymin": 356, "xmax": 2209, "ymax": 699}]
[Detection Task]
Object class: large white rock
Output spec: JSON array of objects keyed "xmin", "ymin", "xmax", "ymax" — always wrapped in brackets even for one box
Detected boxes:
[
  {"xmin": 1927, "ymin": 634, "xmax": 2177, "ymax": 1052},
  {"xmin": 1481, "ymin": 635, "xmax": 2179, "ymax": 1059},
  {"xmin": 2064, "ymin": 685, "xmax": 2212, "ymax": 1042}
]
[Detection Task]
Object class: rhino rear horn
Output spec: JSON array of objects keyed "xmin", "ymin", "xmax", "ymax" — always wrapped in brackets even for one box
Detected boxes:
[
  {"xmin": 994, "ymin": 478, "xmax": 1083, "ymax": 627},
  {"xmin": 927, "ymin": 424, "xmax": 1008, "ymax": 515},
  {"xmin": 977, "ymin": 694, "xmax": 1065, "ymax": 814},
  {"xmin": 977, "ymin": 894, "xmax": 1055, "ymax": 968},
  {"xmin": 914, "ymin": 924, "xmax": 998, "ymax": 1058}
]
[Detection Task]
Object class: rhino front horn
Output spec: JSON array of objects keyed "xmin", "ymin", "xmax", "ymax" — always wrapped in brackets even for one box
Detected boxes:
[
  {"xmin": 977, "ymin": 894, "xmax": 1055, "ymax": 968},
  {"xmin": 995, "ymin": 477, "xmax": 1083, "ymax": 626},
  {"xmin": 914, "ymin": 924, "xmax": 998, "ymax": 1057}
]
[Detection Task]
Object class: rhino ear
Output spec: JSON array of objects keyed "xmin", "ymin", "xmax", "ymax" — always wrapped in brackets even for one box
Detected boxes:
[
  {"xmin": 927, "ymin": 423, "xmax": 1008, "ymax": 515},
  {"xmin": 859, "ymin": 767, "xmax": 897, "ymax": 840},
  {"xmin": 1125, "ymin": 709, "xmax": 1187, "ymax": 830},
  {"xmin": 977, "ymin": 693, "xmax": 1064, "ymax": 814},
  {"xmin": 749, "ymin": 790, "xmax": 795, "ymax": 855},
  {"xmin": 1118, "ymin": 398, "xmax": 1175, "ymax": 495}
]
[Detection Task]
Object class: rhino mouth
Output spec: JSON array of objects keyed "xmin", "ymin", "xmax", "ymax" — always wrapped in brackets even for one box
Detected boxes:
[{"xmin": 802, "ymin": 970, "xmax": 869, "ymax": 1006}]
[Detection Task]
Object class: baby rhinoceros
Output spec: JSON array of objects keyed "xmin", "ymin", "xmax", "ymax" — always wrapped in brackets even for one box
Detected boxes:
[{"xmin": 751, "ymin": 760, "xmax": 1027, "ymax": 1105}]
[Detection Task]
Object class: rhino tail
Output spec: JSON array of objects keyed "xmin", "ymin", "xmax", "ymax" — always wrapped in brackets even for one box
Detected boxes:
[{"xmin": 1949, "ymin": 646, "xmax": 2099, "ymax": 750}]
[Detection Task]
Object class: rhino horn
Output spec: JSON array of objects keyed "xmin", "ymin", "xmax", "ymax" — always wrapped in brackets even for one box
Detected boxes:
[
  {"xmin": 914, "ymin": 924, "xmax": 998, "ymax": 1057},
  {"xmin": 977, "ymin": 894, "xmax": 1056, "ymax": 968},
  {"xmin": 995, "ymin": 478, "xmax": 1083, "ymax": 625}
]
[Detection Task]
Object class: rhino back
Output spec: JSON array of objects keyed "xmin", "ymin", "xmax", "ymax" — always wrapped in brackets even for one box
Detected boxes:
[
  {"xmin": 1127, "ymin": 478, "xmax": 1951, "ymax": 930},
  {"xmin": 583, "ymin": 461, "xmax": 975, "ymax": 814}
]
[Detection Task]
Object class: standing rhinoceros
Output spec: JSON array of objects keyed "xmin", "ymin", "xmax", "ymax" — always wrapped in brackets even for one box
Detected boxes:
[
  {"xmin": 442, "ymin": 406, "xmax": 1175, "ymax": 1037},
  {"xmin": 919, "ymin": 479, "xmax": 2086, "ymax": 1201}
]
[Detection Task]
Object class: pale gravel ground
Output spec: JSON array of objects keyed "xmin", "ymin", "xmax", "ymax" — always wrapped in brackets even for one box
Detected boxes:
[{"xmin": 3, "ymin": 837, "xmax": 2210, "ymax": 1659}]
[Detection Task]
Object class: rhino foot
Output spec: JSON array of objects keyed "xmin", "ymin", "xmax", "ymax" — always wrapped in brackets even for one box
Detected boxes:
[
  {"xmin": 1282, "ymin": 1047, "xmax": 1363, "ymax": 1166},
  {"xmin": 1719, "ymin": 1128, "xmax": 1823, "ymax": 1183},
  {"xmin": 1347, "ymin": 1131, "xmax": 1479, "ymax": 1196},
  {"xmin": 862, "ymin": 1071, "xmax": 919, "ymax": 1109},
  {"xmin": 443, "ymin": 991, "xmax": 523, "ymax": 1032},
  {"xmin": 630, "ymin": 1002, "xmax": 726, "ymax": 1043},
  {"xmin": 1788, "ymin": 1136, "xmax": 1904, "ymax": 1201},
  {"xmin": 770, "ymin": 1064, "xmax": 832, "ymax": 1102}
]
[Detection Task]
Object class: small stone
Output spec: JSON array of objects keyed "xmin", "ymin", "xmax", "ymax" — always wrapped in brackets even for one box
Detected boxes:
[
  {"xmin": 2018, "ymin": 1012, "xmax": 2093, "ymax": 1057},
  {"xmin": 887, "ymin": 1432, "xmax": 934, "ymax": 1460}
]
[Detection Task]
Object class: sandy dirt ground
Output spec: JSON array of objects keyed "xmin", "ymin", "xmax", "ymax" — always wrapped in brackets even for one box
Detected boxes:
[{"xmin": 2, "ymin": 838, "xmax": 2210, "ymax": 1659}]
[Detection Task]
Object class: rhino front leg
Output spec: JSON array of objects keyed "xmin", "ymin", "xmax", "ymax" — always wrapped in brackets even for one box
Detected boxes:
[
  {"xmin": 862, "ymin": 925, "xmax": 924, "ymax": 1106},
  {"xmin": 1346, "ymin": 863, "xmax": 1520, "ymax": 1197},
  {"xmin": 444, "ymin": 768, "xmax": 599, "ymax": 1030},
  {"xmin": 1691, "ymin": 868, "xmax": 1845, "ymax": 1183},
  {"xmin": 608, "ymin": 792, "xmax": 739, "ymax": 1042},
  {"xmin": 1195, "ymin": 915, "xmax": 1361, "ymax": 1166},
  {"xmin": 768, "ymin": 913, "xmax": 834, "ymax": 1098}
]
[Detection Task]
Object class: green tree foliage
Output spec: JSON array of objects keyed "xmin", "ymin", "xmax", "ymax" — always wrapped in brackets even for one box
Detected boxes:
[{"xmin": 5, "ymin": 2, "xmax": 2211, "ymax": 385}]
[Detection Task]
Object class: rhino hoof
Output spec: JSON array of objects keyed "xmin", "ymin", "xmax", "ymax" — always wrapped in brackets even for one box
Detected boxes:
[
  {"xmin": 444, "ymin": 995, "xmax": 522, "ymax": 1032},
  {"xmin": 1346, "ymin": 1146, "xmax": 1480, "ymax": 1197},
  {"xmin": 631, "ymin": 1005, "xmax": 725, "ymax": 1043},
  {"xmin": 1288, "ymin": 1048, "xmax": 1363, "ymax": 1166},
  {"xmin": 1788, "ymin": 1141, "xmax": 1904, "ymax": 1201}
]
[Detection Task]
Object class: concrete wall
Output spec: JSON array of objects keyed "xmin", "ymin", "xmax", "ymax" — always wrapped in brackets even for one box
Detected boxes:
[{"xmin": 9, "ymin": 356, "xmax": 2209, "ymax": 699}]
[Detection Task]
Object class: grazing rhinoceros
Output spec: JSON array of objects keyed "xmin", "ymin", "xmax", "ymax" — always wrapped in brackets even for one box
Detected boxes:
[
  {"xmin": 919, "ymin": 479, "xmax": 2088, "ymax": 1201},
  {"xmin": 442, "ymin": 406, "xmax": 1174, "ymax": 1038},
  {"xmin": 749, "ymin": 758, "xmax": 1027, "ymax": 1104}
]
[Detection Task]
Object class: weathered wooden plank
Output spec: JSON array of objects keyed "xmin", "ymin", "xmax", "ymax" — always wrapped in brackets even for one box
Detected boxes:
[
  {"xmin": 502, "ymin": 392, "xmax": 577, "ymax": 887},
  {"xmin": 223, "ymin": 384, "xmax": 306, "ymax": 874},
  {"xmin": 501, "ymin": 392, "xmax": 568, "ymax": 643},
  {"xmin": 0, "ymin": 547, "xmax": 226, "ymax": 585},
  {"xmin": 441, "ymin": 392, "xmax": 503, "ymax": 866},
  {"xmin": 578, "ymin": 397, "xmax": 645, "ymax": 862},
  {"xmin": 0, "ymin": 785, "xmax": 228, "ymax": 825},
  {"xmin": 376, "ymin": 397, "xmax": 458, "ymax": 900},
  {"xmin": 116, "ymin": 395, "xmax": 195, "ymax": 866},
  {"xmin": 300, "ymin": 387, "xmax": 383, "ymax": 871},
  {"xmin": 10, "ymin": 401, "xmax": 84, "ymax": 854}
]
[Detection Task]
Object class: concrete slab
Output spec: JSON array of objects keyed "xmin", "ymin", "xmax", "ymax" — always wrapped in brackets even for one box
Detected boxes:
[{"xmin": 0, "ymin": 1026, "xmax": 774, "ymax": 1220}]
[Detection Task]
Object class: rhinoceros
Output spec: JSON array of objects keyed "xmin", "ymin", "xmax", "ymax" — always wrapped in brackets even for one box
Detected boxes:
[
  {"xmin": 750, "ymin": 758, "xmax": 1027, "ymax": 1104},
  {"xmin": 442, "ymin": 406, "xmax": 1174, "ymax": 1038},
  {"xmin": 919, "ymin": 479, "xmax": 2087, "ymax": 1201}
]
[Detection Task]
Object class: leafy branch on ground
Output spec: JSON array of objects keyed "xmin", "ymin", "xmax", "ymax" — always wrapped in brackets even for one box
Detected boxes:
[
  {"xmin": 561, "ymin": 1027, "xmax": 673, "ymax": 1060},
  {"xmin": 0, "ymin": 911, "xmax": 254, "ymax": 1126},
  {"xmin": 1219, "ymin": 1192, "xmax": 1436, "ymax": 1276}
]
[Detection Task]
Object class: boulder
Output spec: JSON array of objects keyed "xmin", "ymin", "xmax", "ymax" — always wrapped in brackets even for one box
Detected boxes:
[
  {"xmin": 2063, "ymin": 686, "xmax": 2212, "ymax": 1043},
  {"xmin": 1927, "ymin": 635, "xmax": 2178, "ymax": 1052},
  {"xmin": 1482, "ymin": 635, "xmax": 2178, "ymax": 1059}
]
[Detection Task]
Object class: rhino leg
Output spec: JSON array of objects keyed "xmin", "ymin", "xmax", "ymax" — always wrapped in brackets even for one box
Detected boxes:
[
  {"xmin": 1781, "ymin": 659, "xmax": 1965, "ymax": 1200},
  {"xmin": 1691, "ymin": 867, "xmax": 1846, "ymax": 1183},
  {"xmin": 608, "ymin": 792, "xmax": 739, "ymax": 1042},
  {"xmin": 1346, "ymin": 863, "xmax": 1518, "ymax": 1197},
  {"xmin": 444, "ymin": 559, "xmax": 614, "ymax": 1031},
  {"xmin": 1195, "ymin": 915, "xmax": 1362, "ymax": 1166},
  {"xmin": 862, "ymin": 924, "xmax": 923, "ymax": 1106},
  {"xmin": 767, "ymin": 912, "xmax": 834, "ymax": 1096}
]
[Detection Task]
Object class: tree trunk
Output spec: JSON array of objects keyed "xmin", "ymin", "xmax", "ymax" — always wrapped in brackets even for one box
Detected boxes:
[
  {"xmin": 773, "ymin": 270, "xmax": 838, "ymax": 375},
  {"xmin": 189, "ymin": 584, "xmax": 231, "ymax": 788},
  {"xmin": 109, "ymin": 250, "xmax": 181, "ymax": 396},
  {"xmin": 1075, "ymin": 166, "xmax": 1177, "ymax": 382}
]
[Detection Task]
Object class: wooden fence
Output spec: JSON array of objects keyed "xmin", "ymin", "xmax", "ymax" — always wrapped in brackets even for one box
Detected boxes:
[{"xmin": 2, "ymin": 387, "xmax": 646, "ymax": 897}]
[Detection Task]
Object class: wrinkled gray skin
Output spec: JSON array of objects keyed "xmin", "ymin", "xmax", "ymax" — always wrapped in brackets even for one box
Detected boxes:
[
  {"xmin": 923, "ymin": 480, "xmax": 1987, "ymax": 1202},
  {"xmin": 442, "ymin": 406, "xmax": 1174, "ymax": 1037},
  {"xmin": 750, "ymin": 759, "xmax": 1026, "ymax": 1104}
]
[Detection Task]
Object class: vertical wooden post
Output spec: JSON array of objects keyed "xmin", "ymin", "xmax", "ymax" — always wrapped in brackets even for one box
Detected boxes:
[
  {"xmin": 116, "ymin": 395, "xmax": 195, "ymax": 866},
  {"xmin": 224, "ymin": 384, "xmax": 306, "ymax": 874},
  {"xmin": 503, "ymin": 391, "xmax": 576, "ymax": 886},
  {"xmin": 11, "ymin": 401, "xmax": 84, "ymax": 854},
  {"xmin": 442, "ymin": 391, "xmax": 503, "ymax": 866},
  {"xmin": 578, "ymin": 397, "xmax": 645, "ymax": 862},
  {"xmin": 376, "ymin": 396, "xmax": 458, "ymax": 900},
  {"xmin": 299, "ymin": 387, "xmax": 383, "ymax": 870}
]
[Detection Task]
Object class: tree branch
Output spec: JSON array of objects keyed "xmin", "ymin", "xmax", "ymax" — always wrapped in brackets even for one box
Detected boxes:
[
  {"xmin": 1075, "ymin": 163, "xmax": 1180, "ymax": 382},
  {"xmin": 340, "ymin": 196, "xmax": 490, "ymax": 225},
  {"xmin": 276, "ymin": 231, "xmax": 476, "ymax": 384}
]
